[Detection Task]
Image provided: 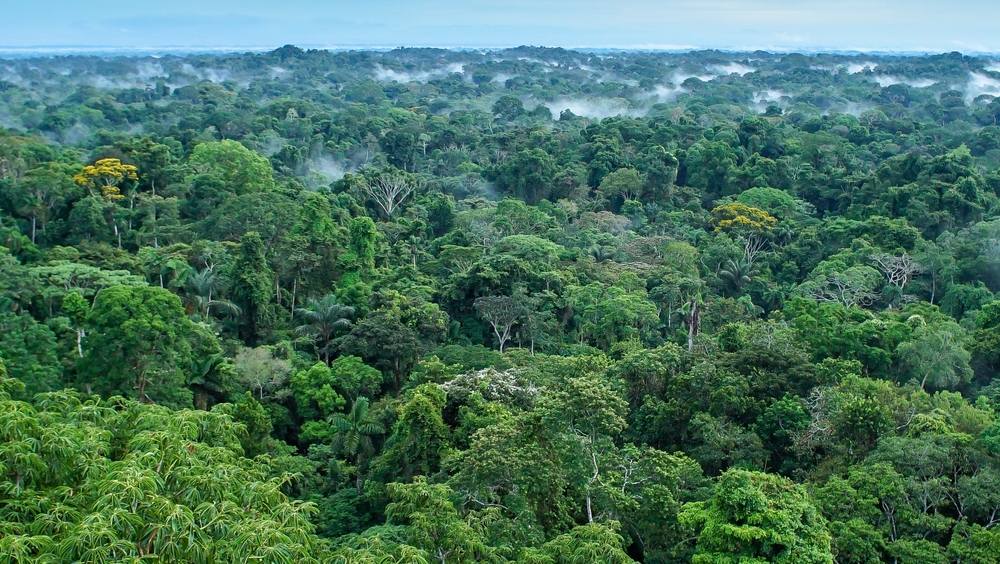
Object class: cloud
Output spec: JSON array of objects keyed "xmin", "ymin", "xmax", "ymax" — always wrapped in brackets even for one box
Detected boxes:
[
  {"xmin": 181, "ymin": 63, "xmax": 230, "ymax": 83},
  {"xmin": 649, "ymin": 84, "xmax": 686, "ymax": 102},
  {"xmin": 844, "ymin": 62, "xmax": 878, "ymax": 74},
  {"xmin": 538, "ymin": 97, "xmax": 644, "ymax": 120},
  {"xmin": 963, "ymin": 72, "xmax": 1000, "ymax": 102},
  {"xmin": 372, "ymin": 62, "xmax": 464, "ymax": 83},
  {"xmin": 870, "ymin": 76, "xmax": 937, "ymax": 87},
  {"xmin": 708, "ymin": 62, "xmax": 755, "ymax": 76}
]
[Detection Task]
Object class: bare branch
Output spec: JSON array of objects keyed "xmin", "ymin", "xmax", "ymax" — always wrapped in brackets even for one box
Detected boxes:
[{"xmin": 366, "ymin": 175, "xmax": 414, "ymax": 218}]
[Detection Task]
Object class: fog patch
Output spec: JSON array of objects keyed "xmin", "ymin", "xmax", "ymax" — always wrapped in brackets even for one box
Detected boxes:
[
  {"xmin": 59, "ymin": 123, "xmax": 92, "ymax": 146},
  {"xmin": 593, "ymin": 75, "xmax": 638, "ymax": 86},
  {"xmin": 834, "ymin": 102, "xmax": 875, "ymax": 117},
  {"xmin": 844, "ymin": 62, "xmax": 878, "ymax": 74},
  {"xmin": 181, "ymin": 64, "xmax": 230, "ymax": 83},
  {"xmin": 649, "ymin": 84, "xmax": 686, "ymax": 102},
  {"xmin": 538, "ymin": 98, "xmax": 645, "ymax": 120},
  {"xmin": 1, "ymin": 66, "xmax": 26, "ymax": 85},
  {"xmin": 752, "ymin": 90, "xmax": 789, "ymax": 111},
  {"xmin": 133, "ymin": 62, "xmax": 166, "ymax": 81},
  {"xmin": 709, "ymin": 62, "xmax": 755, "ymax": 76},
  {"xmin": 258, "ymin": 135, "xmax": 286, "ymax": 157},
  {"xmin": 373, "ymin": 63, "xmax": 464, "ymax": 83},
  {"xmin": 307, "ymin": 154, "xmax": 346, "ymax": 179},
  {"xmin": 871, "ymin": 76, "xmax": 937, "ymax": 88},
  {"xmin": 515, "ymin": 57, "xmax": 555, "ymax": 66},
  {"xmin": 299, "ymin": 154, "xmax": 348, "ymax": 189},
  {"xmin": 963, "ymin": 72, "xmax": 1000, "ymax": 102},
  {"xmin": 669, "ymin": 72, "xmax": 716, "ymax": 86},
  {"xmin": 87, "ymin": 75, "xmax": 139, "ymax": 90}
]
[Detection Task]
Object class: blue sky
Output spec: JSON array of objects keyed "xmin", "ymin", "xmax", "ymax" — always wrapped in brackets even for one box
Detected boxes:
[{"xmin": 2, "ymin": 0, "xmax": 999, "ymax": 53}]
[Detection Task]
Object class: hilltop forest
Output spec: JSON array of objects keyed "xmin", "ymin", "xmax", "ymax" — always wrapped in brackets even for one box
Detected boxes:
[{"xmin": 4, "ymin": 46, "xmax": 1000, "ymax": 563}]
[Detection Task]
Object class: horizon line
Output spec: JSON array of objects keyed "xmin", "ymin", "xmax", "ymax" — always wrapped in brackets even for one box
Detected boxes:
[{"xmin": 0, "ymin": 44, "xmax": 998, "ymax": 58}]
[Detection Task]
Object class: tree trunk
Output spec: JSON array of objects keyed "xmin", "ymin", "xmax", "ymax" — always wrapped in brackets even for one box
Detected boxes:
[
  {"xmin": 194, "ymin": 389, "xmax": 209, "ymax": 411},
  {"xmin": 687, "ymin": 299, "xmax": 700, "ymax": 352},
  {"xmin": 76, "ymin": 328, "xmax": 84, "ymax": 358}
]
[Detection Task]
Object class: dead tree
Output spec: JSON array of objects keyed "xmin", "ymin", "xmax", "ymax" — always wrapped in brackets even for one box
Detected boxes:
[
  {"xmin": 475, "ymin": 296, "xmax": 525, "ymax": 354},
  {"xmin": 366, "ymin": 175, "xmax": 414, "ymax": 218}
]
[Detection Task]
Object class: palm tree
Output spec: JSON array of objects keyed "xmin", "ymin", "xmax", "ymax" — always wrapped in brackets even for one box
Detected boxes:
[
  {"xmin": 294, "ymin": 295, "xmax": 355, "ymax": 363},
  {"xmin": 329, "ymin": 397, "xmax": 384, "ymax": 493},
  {"xmin": 718, "ymin": 258, "xmax": 760, "ymax": 296},
  {"xmin": 184, "ymin": 268, "xmax": 241, "ymax": 319}
]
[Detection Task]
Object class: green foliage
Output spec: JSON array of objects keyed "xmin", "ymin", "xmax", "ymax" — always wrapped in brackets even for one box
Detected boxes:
[
  {"xmin": 4, "ymin": 46, "xmax": 1000, "ymax": 563},
  {"xmin": 0, "ymin": 375, "xmax": 325, "ymax": 563},
  {"xmin": 188, "ymin": 139, "xmax": 276, "ymax": 195},
  {"xmin": 78, "ymin": 285, "xmax": 198, "ymax": 408},
  {"xmin": 681, "ymin": 469, "xmax": 833, "ymax": 564}
]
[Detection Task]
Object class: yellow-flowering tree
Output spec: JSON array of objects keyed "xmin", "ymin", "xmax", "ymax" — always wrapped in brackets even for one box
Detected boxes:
[
  {"xmin": 73, "ymin": 158, "xmax": 137, "ymax": 201},
  {"xmin": 711, "ymin": 202, "xmax": 777, "ymax": 233},
  {"xmin": 711, "ymin": 202, "xmax": 777, "ymax": 270}
]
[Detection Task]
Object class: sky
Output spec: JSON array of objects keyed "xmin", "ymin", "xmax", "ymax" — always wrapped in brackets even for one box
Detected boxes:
[{"xmin": 2, "ymin": 0, "xmax": 1000, "ymax": 54}]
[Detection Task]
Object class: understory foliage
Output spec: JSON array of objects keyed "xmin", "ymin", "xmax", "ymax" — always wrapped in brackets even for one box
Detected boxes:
[{"xmin": 3, "ymin": 46, "xmax": 1000, "ymax": 562}]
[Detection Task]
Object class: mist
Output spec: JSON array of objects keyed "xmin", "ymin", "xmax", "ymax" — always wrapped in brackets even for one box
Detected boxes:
[
  {"xmin": 538, "ymin": 97, "xmax": 645, "ymax": 120},
  {"xmin": 372, "ymin": 63, "xmax": 465, "ymax": 83}
]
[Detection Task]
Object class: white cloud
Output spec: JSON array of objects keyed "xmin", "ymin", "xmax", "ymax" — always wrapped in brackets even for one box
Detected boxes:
[
  {"xmin": 372, "ymin": 62, "xmax": 464, "ymax": 83},
  {"xmin": 708, "ymin": 62, "xmax": 756, "ymax": 76},
  {"xmin": 870, "ymin": 76, "xmax": 937, "ymax": 87},
  {"xmin": 963, "ymin": 72, "xmax": 1000, "ymax": 102},
  {"xmin": 538, "ymin": 97, "xmax": 644, "ymax": 120}
]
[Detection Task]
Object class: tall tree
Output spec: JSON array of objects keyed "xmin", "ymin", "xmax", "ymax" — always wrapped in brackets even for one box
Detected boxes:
[
  {"xmin": 228, "ymin": 231, "xmax": 274, "ymax": 344},
  {"xmin": 295, "ymin": 295, "xmax": 355, "ymax": 363},
  {"xmin": 78, "ymin": 285, "xmax": 197, "ymax": 407},
  {"xmin": 680, "ymin": 469, "xmax": 834, "ymax": 564}
]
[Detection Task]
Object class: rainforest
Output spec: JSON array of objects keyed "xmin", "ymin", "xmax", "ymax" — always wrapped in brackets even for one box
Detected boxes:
[{"xmin": 2, "ymin": 46, "xmax": 1000, "ymax": 563}]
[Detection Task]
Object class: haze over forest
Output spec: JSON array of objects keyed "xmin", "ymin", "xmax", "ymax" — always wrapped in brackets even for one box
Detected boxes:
[
  {"xmin": 4, "ymin": 5, "xmax": 1000, "ymax": 563},
  {"xmin": 4, "ymin": 0, "xmax": 1000, "ymax": 53}
]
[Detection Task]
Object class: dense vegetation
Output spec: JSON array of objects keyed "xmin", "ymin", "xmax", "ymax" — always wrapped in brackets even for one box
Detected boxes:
[{"xmin": 4, "ymin": 45, "xmax": 1000, "ymax": 563}]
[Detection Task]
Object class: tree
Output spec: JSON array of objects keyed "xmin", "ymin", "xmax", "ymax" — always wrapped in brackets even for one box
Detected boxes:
[
  {"xmin": 527, "ymin": 522, "xmax": 635, "ymax": 564},
  {"xmin": 492, "ymin": 94, "xmax": 526, "ymax": 122},
  {"xmin": 680, "ymin": 469, "xmax": 834, "ymax": 564},
  {"xmin": 869, "ymin": 252, "xmax": 923, "ymax": 301},
  {"xmin": 13, "ymin": 162, "xmax": 75, "ymax": 243},
  {"xmin": 328, "ymin": 354, "xmax": 384, "ymax": 402},
  {"xmin": 0, "ymin": 375, "xmax": 325, "ymax": 563},
  {"xmin": 798, "ymin": 265, "xmax": 882, "ymax": 308},
  {"xmin": 295, "ymin": 295, "xmax": 355, "ymax": 363},
  {"xmin": 331, "ymin": 397, "xmax": 385, "ymax": 493},
  {"xmin": 188, "ymin": 139, "xmax": 275, "ymax": 195},
  {"xmin": 78, "ymin": 285, "xmax": 197, "ymax": 408},
  {"xmin": 72, "ymin": 158, "xmax": 137, "ymax": 201},
  {"xmin": 711, "ymin": 203, "xmax": 776, "ymax": 268},
  {"xmin": 386, "ymin": 477, "xmax": 493, "ymax": 564},
  {"xmin": 184, "ymin": 267, "xmax": 241, "ymax": 321},
  {"xmin": 895, "ymin": 320, "xmax": 972, "ymax": 390},
  {"xmin": 496, "ymin": 149, "xmax": 559, "ymax": 204},
  {"xmin": 686, "ymin": 141, "xmax": 738, "ymax": 200},
  {"xmin": 228, "ymin": 231, "xmax": 274, "ymax": 344},
  {"xmin": 291, "ymin": 362, "xmax": 347, "ymax": 425},
  {"xmin": 367, "ymin": 171, "xmax": 415, "ymax": 219},
  {"xmin": 376, "ymin": 384, "xmax": 451, "ymax": 481},
  {"xmin": 0, "ymin": 308, "xmax": 62, "ymax": 396},
  {"xmin": 540, "ymin": 372, "xmax": 628, "ymax": 523},
  {"xmin": 474, "ymin": 295, "xmax": 525, "ymax": 353},
  {"xmin": 598, "ymin": 168, "xmax": 644, "ymax": 202}
]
